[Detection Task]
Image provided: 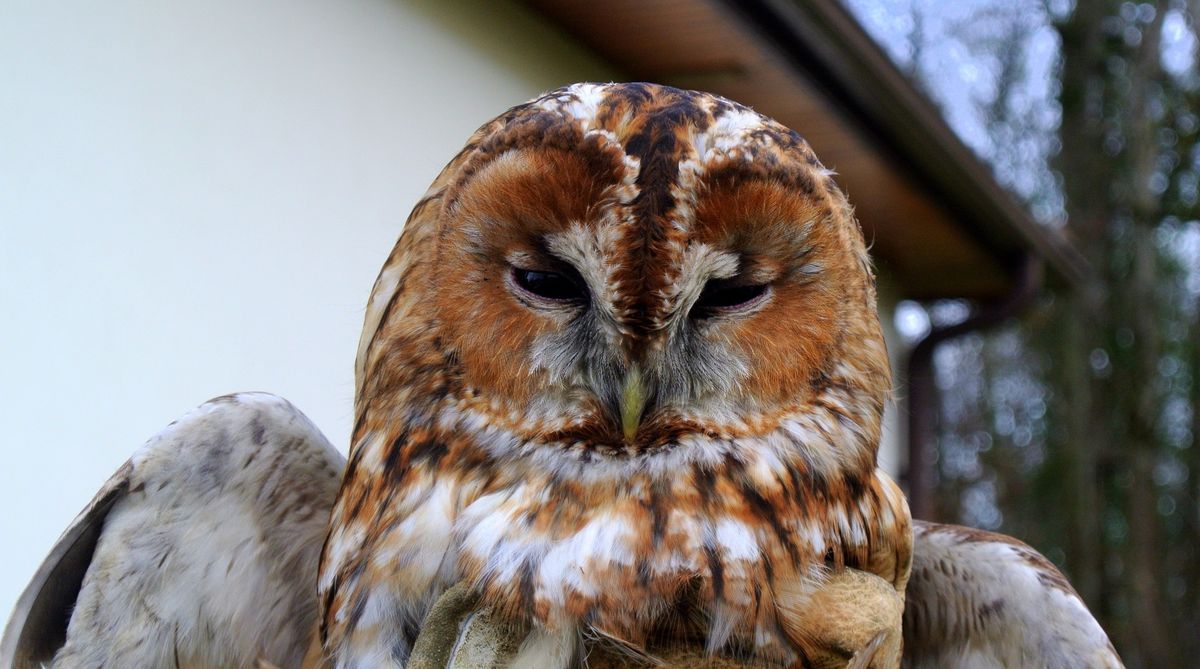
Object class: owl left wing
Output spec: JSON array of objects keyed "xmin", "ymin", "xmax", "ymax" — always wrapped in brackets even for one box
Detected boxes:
[
  {"xmin": 902, "ymin": 520, "xmax": 1123, "ymax": 669},
  {"xmin": 1, "ymin": 393, "xmax": 345, "ymax": 669}
]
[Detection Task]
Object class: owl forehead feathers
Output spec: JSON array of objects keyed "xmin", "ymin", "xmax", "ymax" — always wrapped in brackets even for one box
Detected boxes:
[{"xmin": 441, "ymin": 82, "xmax": 849, "ymax": 337}]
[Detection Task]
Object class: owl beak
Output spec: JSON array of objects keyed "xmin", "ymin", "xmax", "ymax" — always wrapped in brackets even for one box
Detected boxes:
[{"xmin": 620, "ymin": 364, "xmax": 647, "ymax": 441}]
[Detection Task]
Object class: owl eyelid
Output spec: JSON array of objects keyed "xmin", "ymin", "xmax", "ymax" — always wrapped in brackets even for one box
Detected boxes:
[
  {"xmin": 689, "ymin": 278, "xmax": 772, "ymax": 319},
  {"xmin": 508, "ymin": 265, "xmax": 590, "ymax": 306}
]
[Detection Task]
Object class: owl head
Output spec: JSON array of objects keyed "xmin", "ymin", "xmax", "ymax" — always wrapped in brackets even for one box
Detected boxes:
[{"xmin": 355, "ymin": 82, "xmax": 889, "ymax": 474}]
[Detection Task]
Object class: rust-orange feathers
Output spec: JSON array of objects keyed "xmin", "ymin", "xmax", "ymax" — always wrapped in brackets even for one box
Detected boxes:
[{"xmin": 320, "ymin": 82, "xmax": 910, "ymax": 667}]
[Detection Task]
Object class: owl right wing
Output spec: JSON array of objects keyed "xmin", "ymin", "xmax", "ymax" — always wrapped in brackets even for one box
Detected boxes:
[
  {"xmin": 902, "ymin": 520, "xmax": 1123, "ymax": 669},
  {"xmin": 1, "ymin": 393, "xmax": 345, "ymax": 669}
]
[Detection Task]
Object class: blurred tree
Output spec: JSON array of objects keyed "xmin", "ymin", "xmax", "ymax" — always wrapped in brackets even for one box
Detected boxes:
[{"xmin": 844, "ymin": 0, "xmax": 1200, "ymax": 665}]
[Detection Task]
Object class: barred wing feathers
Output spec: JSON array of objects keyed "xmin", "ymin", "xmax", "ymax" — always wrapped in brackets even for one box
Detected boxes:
[
  {"xmin": 1, "ymin": 393, "xmax": 344, "ymax": 669},
  {"xmin": 902, "ymin": 521, "xmax": 1122, "ymax": 669}
]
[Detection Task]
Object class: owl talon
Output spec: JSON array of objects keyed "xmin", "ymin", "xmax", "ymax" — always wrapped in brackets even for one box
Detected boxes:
[
  {"xmin": 408, "ymin": 583, "xmax": 530, "ymax": 669},
  {"xmin": 845, "ymin": 631, "xmax": 889, "ymax": 669}
]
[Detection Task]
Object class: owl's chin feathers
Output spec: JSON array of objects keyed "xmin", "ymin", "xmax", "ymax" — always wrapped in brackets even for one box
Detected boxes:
[
  {"xmin": 322, "ymin": 378, "xmax": 907, "ymax": 665},
  {"xmin": 433, "ymin": 374, "xmax": 882, "ymax": 486}
]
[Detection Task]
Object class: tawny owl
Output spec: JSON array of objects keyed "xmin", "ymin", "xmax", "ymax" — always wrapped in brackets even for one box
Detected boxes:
[
  {"xmin": 2, "ymin": 83, "xmax": 1122, "ymax": 669},
  {"xmin": 319, "ymin": 81, "xmax": 909, "ymax": 668}
]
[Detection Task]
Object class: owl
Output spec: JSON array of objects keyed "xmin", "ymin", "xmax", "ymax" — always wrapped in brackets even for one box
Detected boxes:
[
  {"xmin": 2, "ymin": 83, "xmax": 1122, "ymax": 669},
  {"xmin": 318, "ymin": 81, "xmax": 909, "ymax": 668}
]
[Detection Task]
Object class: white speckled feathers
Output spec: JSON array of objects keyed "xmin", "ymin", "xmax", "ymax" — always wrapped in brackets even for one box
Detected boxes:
[{"xmin": 0, "ymin": 401, "xmax": 1123, "ymax": 668}]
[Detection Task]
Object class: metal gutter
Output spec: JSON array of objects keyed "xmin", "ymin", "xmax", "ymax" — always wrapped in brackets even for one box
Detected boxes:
[{"xmin": 905, "ymin": 255, "xmax": 1043, "ymax": 519}]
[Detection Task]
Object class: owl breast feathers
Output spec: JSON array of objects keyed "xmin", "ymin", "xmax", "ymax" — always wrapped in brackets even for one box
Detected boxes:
[{"xmin": 319, "ymin": 82, "xmax": 911, "ymax": 667}]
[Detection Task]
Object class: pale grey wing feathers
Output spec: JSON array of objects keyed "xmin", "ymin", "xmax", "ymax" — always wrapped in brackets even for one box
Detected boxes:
[
  {"xmin": 1, "ymin": 393, "xmax": 346, "ymax": 669},
  {"xmin": 902, "ymin": 521, "xmax": 1123, "ymax": 669}
]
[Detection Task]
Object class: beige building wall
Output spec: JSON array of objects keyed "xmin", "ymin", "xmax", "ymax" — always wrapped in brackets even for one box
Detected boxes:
[{"xmin": 0, "ymin": 0, "xmax": 614, "ymax": 618}]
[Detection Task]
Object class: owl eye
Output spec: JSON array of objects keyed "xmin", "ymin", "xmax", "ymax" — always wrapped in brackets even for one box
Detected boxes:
[
  {"xmin": 512, "ymin": 267, "xmax": 588, "ymax": 303},
  {"xmin": 690, "ymin": 279, "xmax": 769, "ymax": 318}
]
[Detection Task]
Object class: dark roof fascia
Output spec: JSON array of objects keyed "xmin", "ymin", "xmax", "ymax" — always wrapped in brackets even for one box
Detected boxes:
[{"xmin": 721, "ymin": 0, "xmax": 1092, "ymax": 290}]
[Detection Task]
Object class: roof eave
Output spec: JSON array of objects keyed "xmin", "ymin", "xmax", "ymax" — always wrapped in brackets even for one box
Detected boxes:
[{"xmin": 722, "ymin": 0, "xmax": 1092, "ymax": 290}]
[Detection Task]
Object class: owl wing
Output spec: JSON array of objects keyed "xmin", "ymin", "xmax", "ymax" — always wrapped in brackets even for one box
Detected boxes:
[
  {"xmin": 1, "ymin": 393, "xmax": 345, "ymax": 669},
  {"xmin": 902, "ymin": 520, "xmax": 1123, "ymax": 668}
]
